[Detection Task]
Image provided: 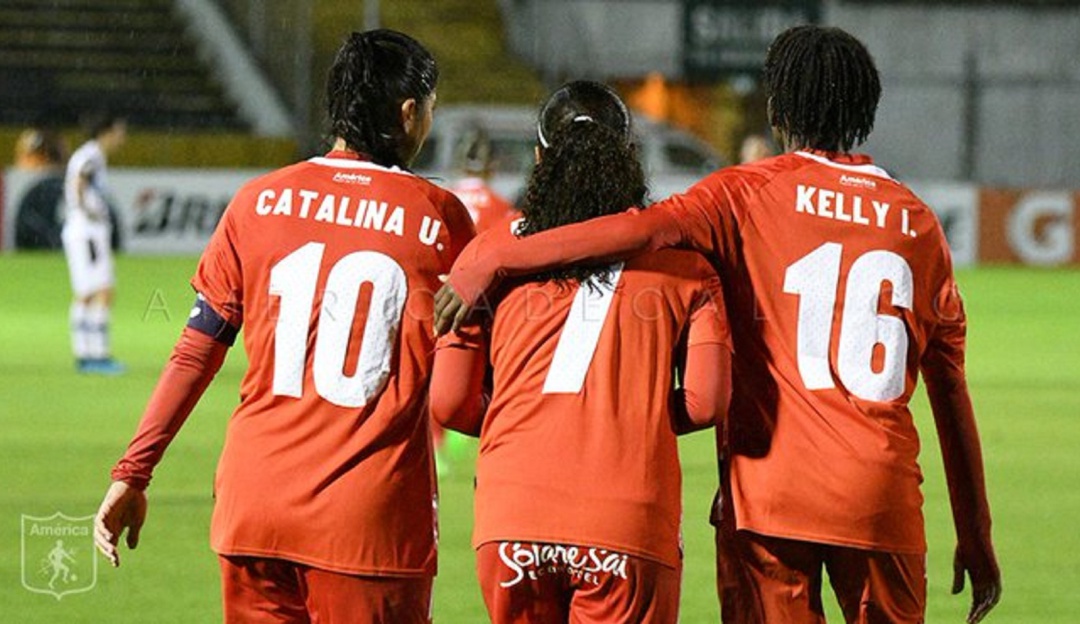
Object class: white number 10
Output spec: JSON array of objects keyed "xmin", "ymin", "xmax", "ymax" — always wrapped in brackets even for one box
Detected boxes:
[
  {"xmin": 783, "ymin": 242, "xmax": 914, "ymax": 402},
  {"xmin": 269, "ymin": 242, "xmax": 407, "ymax": 408}
]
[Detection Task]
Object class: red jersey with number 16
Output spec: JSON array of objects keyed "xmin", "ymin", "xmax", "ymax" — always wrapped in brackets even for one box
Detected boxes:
[
  {"xmin": 193, "ymin": 151, "xmax": 475, "ymax": 576},
  {"xmin": 660, "ymin": 150, "xmax": 966, "ymax": 554}
]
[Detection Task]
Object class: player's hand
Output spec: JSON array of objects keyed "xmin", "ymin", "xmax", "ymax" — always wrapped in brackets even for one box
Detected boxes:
[
  {"xmin": 434, "ymin": 282, "xmax": 470, "ymax": 335},
  {"xmin": 94, "ymin": 480, "xmax": 147, "ymax": 568},
  {"xmin": 951, "ymin": 544, "xmax": 1001, "ymax": 623}
]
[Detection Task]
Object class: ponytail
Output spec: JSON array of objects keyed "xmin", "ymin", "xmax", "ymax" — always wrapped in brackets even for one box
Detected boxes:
[
  {"xmin": 326, "ymin": 29, "xmax": 437, "ymax": 168},
  {"xmin": 518, "ymin": 81, "xmax": 647, "ymax": 287}
]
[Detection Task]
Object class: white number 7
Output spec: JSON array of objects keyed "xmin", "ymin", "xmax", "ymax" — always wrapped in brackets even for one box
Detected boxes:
[
  {"xmin": 542, "ymin": 264, "xmax": 625, "ymax": 394},
  {"xmin": 783, "ymin": 242, "xmax": 914, "ymax": 402}
]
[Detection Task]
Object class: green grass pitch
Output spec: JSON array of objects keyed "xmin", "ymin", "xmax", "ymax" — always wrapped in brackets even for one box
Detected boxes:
[{"xmin": 1, "ymin": 253, "xmax": 1078, "ymax": 622}]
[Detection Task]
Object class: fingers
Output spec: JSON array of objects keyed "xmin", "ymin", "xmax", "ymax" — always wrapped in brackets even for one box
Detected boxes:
[
  {"xmin": 952, "ymin": 550, "xmax": 965, "ymax": 595},
  {"xmin": 94, "ymin": 515, "xmax": 120, "ymax": 567},
  {"xmin": 126, "ymin": 522, "xmax": 141, "ymax": 549},
  {"xmin": 434, "ymin": 284, "xmax": 469, "ymax": 336},
  {"xmin": 433, "ymin": 285, "xmax": 454, "ymax": 336},
  {"xmin": 967, "ymin": 582, "xmax": 1002, "ymax": 624},
  {"xmin": 451, "ymin": 303, "xmax": 469, "ymax": 334}
]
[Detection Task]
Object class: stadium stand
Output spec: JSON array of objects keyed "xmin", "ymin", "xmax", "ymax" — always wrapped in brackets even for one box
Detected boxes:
[{"xmin": 0, "ymin": 0, "xmax": 244, "ymax": 130}]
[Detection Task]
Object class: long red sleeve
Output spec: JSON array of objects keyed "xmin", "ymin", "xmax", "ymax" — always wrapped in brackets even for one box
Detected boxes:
[
  {"xmin": 110, "ymin": 327, "xmax": 229, "ymax": 490},
  {"xmin": 672, "ymin": 342, "xmax": 731, "ymax": 435},
  {"xmin": 429, "ymin": 325, "xmax": 488, "ymax": 436},
  {"xmin": 920, "ymin": 285, "xmax": 998, "ymax": 582},
  {"xmin": 448, "ymin": 207, "xmax": 684, "ymax": 306}
]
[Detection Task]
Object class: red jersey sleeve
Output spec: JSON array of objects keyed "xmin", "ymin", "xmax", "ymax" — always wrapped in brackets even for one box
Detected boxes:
[
  {"xmin": 920, "ymin": 271, "xmax": 997, "ymax": 579},
  {"xmin": 675, "ymin": 267, "xmax": 733, "ymax": 433},
  {"xmin": 110, "ymin": 327, "xmax": 229, "ymax": 489},
  {"xmin": 435, "ymin": 187, "xmax": 478, "ymax": 267},
  {"xmin": 429, "ymin": 325, "xmax": 488, "ymax": 436},
  {"xmin": 443, "ymin": 168, "xmax": 771, "ymax": 307},
  {"xmin": 191, "ymin": 204, "xmax": 244, "ymax": 326}
]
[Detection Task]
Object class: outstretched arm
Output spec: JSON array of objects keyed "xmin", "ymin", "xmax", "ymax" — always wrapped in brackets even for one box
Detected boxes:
[
  {"xmin": 436, "ymin": 179, "xmax": 731, "ymax": 334},
  {"xmin": 95, "ymin": 300, "xmax": 235, "ymax": 567},
  {"xmin": 921, "ymin": 288, "xmax": 1001, "ymax": 624}
]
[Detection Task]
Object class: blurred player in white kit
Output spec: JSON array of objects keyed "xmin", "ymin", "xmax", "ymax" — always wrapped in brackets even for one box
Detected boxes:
[{"xmin": 63, "ymin": 113, "xmax": 127, "ymax": 375}]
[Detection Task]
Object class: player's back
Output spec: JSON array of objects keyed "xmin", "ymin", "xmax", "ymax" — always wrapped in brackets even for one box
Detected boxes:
[
  {"xmin": 704, "ymin": 149, "xmax": 961, "ymax": 554},
  {"xmin": 196, "ymin": 151, "xmax": 474, "ymax": 576},
  {"xmin": 474, "ymin": 247, "xmax": 725, "ymax": 569}
]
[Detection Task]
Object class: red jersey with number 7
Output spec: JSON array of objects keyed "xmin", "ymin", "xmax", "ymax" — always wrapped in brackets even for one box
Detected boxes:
[
  {"xmin": 473, "ymin": 246, "xmax": 731, "ymax": 569},
  {"xmin": 192, "ymin": 150, "xmax": 475, "ymax": 576},
  {"xmin": 665, "ymin": 150, "xmax": 966, "ymax": 554}
]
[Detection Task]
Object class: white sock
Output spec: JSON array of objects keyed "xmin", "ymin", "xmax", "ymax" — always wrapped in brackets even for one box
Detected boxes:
[
  {"xmin": 86, "ymin": 303, "xmax": 111, "ymax": 360},
  {"xmin": 70, "ymin": 302, "xmax": 91, "ymax": 360}
]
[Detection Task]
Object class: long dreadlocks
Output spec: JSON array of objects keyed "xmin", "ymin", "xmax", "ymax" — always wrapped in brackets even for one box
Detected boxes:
[{"xmin": 763, "ymin": 25, "xmax": 881, "ymax": 153}]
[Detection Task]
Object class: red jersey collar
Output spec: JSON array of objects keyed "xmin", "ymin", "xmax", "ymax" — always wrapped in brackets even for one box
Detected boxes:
[{"xmin": 797, "ymin": 148, "xmax": 873, "ymax": 166}]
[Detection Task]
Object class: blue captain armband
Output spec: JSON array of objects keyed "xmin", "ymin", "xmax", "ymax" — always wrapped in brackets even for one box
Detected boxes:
[{"xmin": 187, "ymin": 294, "xmax": 239, "ymax": 346}]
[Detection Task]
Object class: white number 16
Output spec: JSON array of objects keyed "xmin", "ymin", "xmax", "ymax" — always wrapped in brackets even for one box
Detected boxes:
[{"xmin": 783, "ymin": 242, "xmax": 914, "ymax": 402}]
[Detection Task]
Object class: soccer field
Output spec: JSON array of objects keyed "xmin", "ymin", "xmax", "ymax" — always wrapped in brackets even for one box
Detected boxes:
[{"xmin": 1, "ymin": 253, "xmax": 1078, "ymax": 623}]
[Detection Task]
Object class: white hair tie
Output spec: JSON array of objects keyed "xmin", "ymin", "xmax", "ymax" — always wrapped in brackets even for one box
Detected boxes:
[
  {"xmin": 537, "ymin": 114, "xmax": 598, "ymax": 149},
  {"xmin": 537, "ymin": 122, "xmax": 550, "ymax": 148}
]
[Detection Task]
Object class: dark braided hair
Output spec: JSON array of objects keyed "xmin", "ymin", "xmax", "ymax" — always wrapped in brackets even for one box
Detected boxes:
[
  {"xmin": 763, "ymin": 25, "xmax": 881, "ymax": 153},
  {"xmin": 518, "ymin": 81, "xmax": 647, "ymax": 287},
  {"xmin": 326, "ymin": 29, "xmax": 437, "ymax": 168}
]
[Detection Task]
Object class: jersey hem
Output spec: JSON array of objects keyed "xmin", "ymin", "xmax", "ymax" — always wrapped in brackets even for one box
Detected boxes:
[
  {"xmin": 212, "ymin": 545, "xmax": 436, "ymax": 578},
  {"xmin": 735, "ymin": 524, "xmax": 927, "ymax": 556}
]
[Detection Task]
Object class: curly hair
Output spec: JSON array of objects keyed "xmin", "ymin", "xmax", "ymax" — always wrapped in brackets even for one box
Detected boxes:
[
  {"xmin": 518, "ymin": 81, "xmax": 648, "ymax": 287},
  {"xmin": 764, "ymin": 25, "xmax": 881, "ymax": 153},
  {"xmin": 326, "ymin": 29, "xmax": 437, "ymax": 168}
]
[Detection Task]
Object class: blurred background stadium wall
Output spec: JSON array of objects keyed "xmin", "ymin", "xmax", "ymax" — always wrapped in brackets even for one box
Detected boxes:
[{"xmin": 3, "ymin": 0, "xmax": 1077, "ymax": 263}]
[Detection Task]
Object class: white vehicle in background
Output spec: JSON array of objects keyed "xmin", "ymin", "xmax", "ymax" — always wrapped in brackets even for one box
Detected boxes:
[{"xmin": 413, "ymin": 105, "xmax": 724, "ymax": 205}]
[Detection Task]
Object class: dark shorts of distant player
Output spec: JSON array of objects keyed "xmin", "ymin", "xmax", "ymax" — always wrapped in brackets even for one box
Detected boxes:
[
  {"xmin": 219, "ymin": 556, "xmax": 432, "ymax": 624},
  {"xmin": 711, "ymin": 493, "xmax": 926, "ymax": 624},
  {"xmin": 476, "ymin": 541, "xmax": 680, "ymax": 624}
]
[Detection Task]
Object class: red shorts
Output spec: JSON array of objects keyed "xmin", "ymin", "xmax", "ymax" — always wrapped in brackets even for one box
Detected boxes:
[
  {"xmin": 712, "ymin": 494, "xmax": 926, "ymax": 624},
  {"xmin": 219, "ymin": 556, "xmax": 432, "ymax": 624},
  {"xmin": 476, "ymin": 541, "xmax": 680, "ymax": 624}
]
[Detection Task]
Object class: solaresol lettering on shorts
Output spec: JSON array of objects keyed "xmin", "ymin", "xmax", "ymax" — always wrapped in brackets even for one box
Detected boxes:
[{"xmin": 497, "ymin": 542, "xmax": 629, "ymax": 588}]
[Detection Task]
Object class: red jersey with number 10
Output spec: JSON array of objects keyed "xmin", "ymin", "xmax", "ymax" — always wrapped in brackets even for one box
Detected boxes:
[{"xmin": 193, "ymin": 151, "xmax": 475, "ymax": 576}]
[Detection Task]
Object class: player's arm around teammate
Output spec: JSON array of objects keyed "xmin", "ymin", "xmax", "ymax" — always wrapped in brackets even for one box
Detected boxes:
[
  {"xmin": 434, "ymin": 81, "xmax": 732, "ymax": 624},
  {"xmin": 432, "ymin": 25, "xmax": 1001, "ymax": 624}
]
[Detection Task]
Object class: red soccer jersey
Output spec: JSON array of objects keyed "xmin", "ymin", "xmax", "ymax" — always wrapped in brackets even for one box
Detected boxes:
[
  {"xmin": 449, "ymin": 177, "xmax": 517, "ymax": 233},
  {"xmin": 472, "ymin": 247, "xmax": 731, "ymax": 569},
  {"xmin": 655, "ymin": 150, "xmax": 965, "ymax": 554},
  {"xmin": 193, "ymin": 150, "xmax": 474, "ymax": 576}
]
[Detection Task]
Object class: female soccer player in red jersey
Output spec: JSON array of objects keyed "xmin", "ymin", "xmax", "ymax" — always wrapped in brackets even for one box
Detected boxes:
[
  {"xmin": 93, "ymin": 30, "xmax": 476, "ymax": 623},
  {"xmin": 435, "ymin": 26, "xmax": 1001, "ymax": 624},
  {"xmin": 429, "ymin": 81, "xmax": 732, "ymax": 624}
]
